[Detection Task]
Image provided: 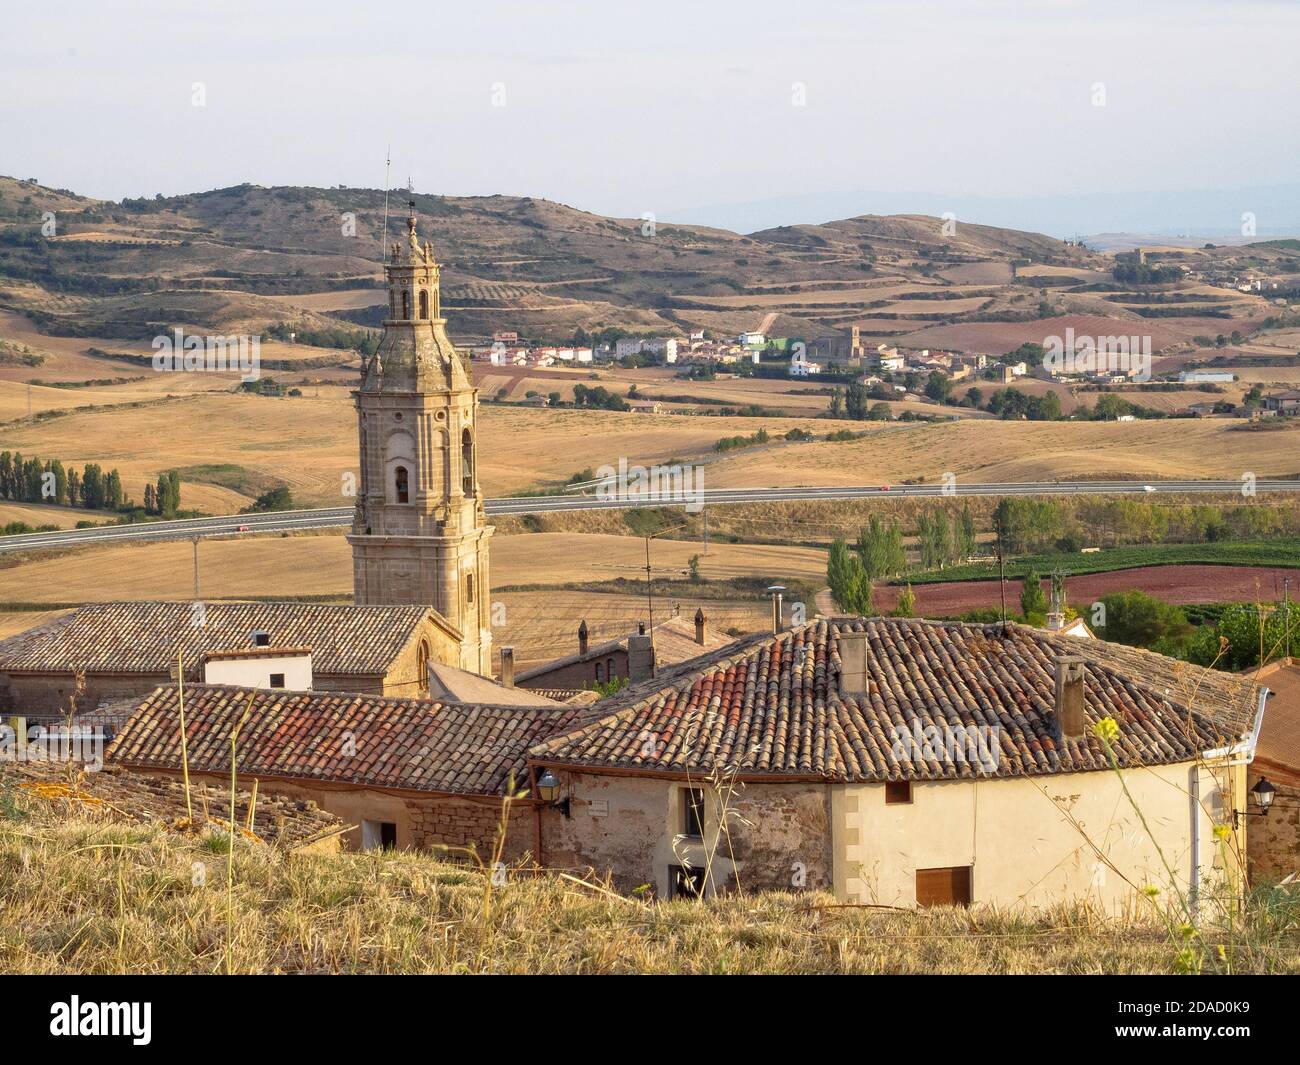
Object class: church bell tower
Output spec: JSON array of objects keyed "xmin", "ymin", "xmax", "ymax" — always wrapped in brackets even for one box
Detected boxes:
[{"xmin": 348, "ymin": 206, "xmax": 493, "ymax": 675}]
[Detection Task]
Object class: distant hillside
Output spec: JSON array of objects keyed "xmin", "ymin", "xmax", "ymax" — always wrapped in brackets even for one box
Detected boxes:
[{"xmin": 0, "ymin": 175, "xmax": 1285, "ymax": 350}]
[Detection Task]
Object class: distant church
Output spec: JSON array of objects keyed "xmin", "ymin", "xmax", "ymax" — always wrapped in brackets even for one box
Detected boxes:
[{"xmin": 348, "ymin": 208, "xmax": 494, "ymax": 675}]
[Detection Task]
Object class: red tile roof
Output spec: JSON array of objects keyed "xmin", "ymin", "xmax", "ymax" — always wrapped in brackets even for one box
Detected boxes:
[
  {"xmin": 529, "ymin": 618, "xmax": 1263, "ymax": 781},
  {"xmin": 0, "ymin": 601, "xmax": 433, "ymax": 678},
  {"xmin": 1250, "ymin": 659, "xmax": 1300, "ymax": 772},
  {"xmin": 516, "ymin": 615, "xmax": 731, "ymax": 683},
  {"xmin": 106, "ymin": 685, "xmax": 583, "ymax": 796}
]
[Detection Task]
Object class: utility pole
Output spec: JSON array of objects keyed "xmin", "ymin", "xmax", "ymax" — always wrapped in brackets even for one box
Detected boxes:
[
  {"xmin": 643, "ymin": 535, "xmax": 655, "ymax": 643},
  {"xmin": 192, "ymin": 536, "xmax": 201, "ymax": 600},
  {"xmin": 997, "ymin": 545, "xmax": 1008, "ymax": 633},
  {"xmin": 1286, "ymin": 577, "xmax": 1292, "ymax": 660}
]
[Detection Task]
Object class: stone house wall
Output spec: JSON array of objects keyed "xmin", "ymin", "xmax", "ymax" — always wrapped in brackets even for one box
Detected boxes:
[
  {"xmin": 537, "ymin": 768, "xmax": 833, "ymax": 898},
  {"xmin": 1248, "ymin": 761, "xmax": 1300, "ymax": 884}
]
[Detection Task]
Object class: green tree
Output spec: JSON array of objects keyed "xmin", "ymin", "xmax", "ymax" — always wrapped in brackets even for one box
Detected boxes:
[
  {"xmin": 1020, "ymin": 570, "xmax": 1047, "ymax": 621},
  {"xmin": 924, "ymin": 371, "xmax": 952, "ymax": 402},
  {"xmin": 893, "ymin": 583, "xmax": 916, "ymax": 618},
  {"xmin": 844, "ymin": 380, "xmax": 867, "ymax": 420},
  {"xmin": 246, "ymin": 486, "xmax": 294, "ymax": 512},
  {"xmin": 828, "ymin": 538, "xmax": 873, "ymax": 615},
  {"xmin": 1092, "ymin": 590, "xmax": 1191, "ymax": 650}
]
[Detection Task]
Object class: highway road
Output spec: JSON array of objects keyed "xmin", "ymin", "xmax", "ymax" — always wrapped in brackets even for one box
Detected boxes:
[{"xmin": 1, "ymin": 479, "xmax": 1296, "ymax": 555}]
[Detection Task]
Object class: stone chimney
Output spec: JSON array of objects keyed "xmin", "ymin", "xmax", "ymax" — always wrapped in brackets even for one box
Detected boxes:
[
  {"xmin": 1054, "ymin": 656, "xmax": 1086, "ymax": 738},
  {"xmin": 578, "ymin": 619, "xmax": 589, "ymax": 656},
  {"xmin": 694, "ymin": 607, "xmax": 706, "ymax": 645},
  {"xmin": 627, "ymin": 625, "xmax": 655, "ymax": 683},
  {"xmin": 838, "ymin": 628, "xmax": 869, "ymax": 698},
  {"xmin": 500, "ymin": 646, "xmax": 515, "ymax": 689}
]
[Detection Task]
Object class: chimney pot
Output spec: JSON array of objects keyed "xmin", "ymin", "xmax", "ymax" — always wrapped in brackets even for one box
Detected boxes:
[
  {"xmin": 694, "ymin": 607, "xmax": 706, "ymax": 645},
  {"xmin": 1054, "ymin": 656, "xmax": 1086, "ymax": 738},
  {"xmin": 500, "ymin": 646, "xmax": 515, "ymax": 689},
  {"xmin": 578, "ymin": 619, "xmax": 589, "ymax": 656}
]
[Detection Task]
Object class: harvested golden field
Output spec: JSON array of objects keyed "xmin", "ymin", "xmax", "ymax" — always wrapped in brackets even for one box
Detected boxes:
[
  {"xmin": 8, "ymin": 386, "xmax": 1298, "ymax": 521},
  {"xmin": 0, "ymin": 531, "xmax": 824, "ymax": 605},
  {"xmin": 937, "ymin": 262, "xmax": 1013, "ymax": 284},
  {"xmin": 3, "ymin": 388, "xmax": 886, "ymax": 508},
  {"xmin": 704, "ymin": 417, "xmax": 1300, "ymax": 485},
  {"xmin": 265, "ymin": 288, "xmax": 385, "ymax": 312},
  {"xmin": 0, "ymin": 501, "xmax": 97, "ymax": 530},
  {"xmin": 898, "ymin": 314, "xmax": 1262, "ymax": 355},
  {"xmin": 0, "ymin": 608, "xmax": 69, "ymax": 638}
]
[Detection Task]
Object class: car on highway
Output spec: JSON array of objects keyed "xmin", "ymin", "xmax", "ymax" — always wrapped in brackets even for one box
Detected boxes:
[
  {"xmin": 1142, "ymin": 485, "xmax": 1156, "ymax": 493},
  {"xmin": 237, "ymin": 524, "xmax": 250, "ymax": 532},
  {"xmin": 880, "ymin": 484, "xmax": 890, "ymax": 491}
]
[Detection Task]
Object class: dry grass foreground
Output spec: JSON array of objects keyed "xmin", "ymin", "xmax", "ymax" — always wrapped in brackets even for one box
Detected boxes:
[{"xmin": 2, "ymin": 801, "xmax": 1297, "ymax": 974}]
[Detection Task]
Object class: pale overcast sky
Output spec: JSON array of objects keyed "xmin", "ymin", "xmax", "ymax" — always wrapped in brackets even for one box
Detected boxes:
[{"xmin": 2, "ymin": 0, "xmax": 1297, "ymax": 233}]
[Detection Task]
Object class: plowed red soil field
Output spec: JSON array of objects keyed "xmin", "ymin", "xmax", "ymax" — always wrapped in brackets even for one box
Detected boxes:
[{"xmin": 876, "ymin": 563, "xmax": 1298, "ymax": 615}]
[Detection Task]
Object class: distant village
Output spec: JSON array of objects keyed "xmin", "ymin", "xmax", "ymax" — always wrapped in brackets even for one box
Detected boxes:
[{"xmin": 471, "ymin": 324, "xmax": 1299, "ymax": 421}]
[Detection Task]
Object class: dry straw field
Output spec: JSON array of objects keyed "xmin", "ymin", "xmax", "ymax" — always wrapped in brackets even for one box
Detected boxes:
[{"xmin": 1, "ymin": 799, "xmax": 1296, "ymax": 975}]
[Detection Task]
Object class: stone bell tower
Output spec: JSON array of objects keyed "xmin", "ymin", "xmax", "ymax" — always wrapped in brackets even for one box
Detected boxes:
[{"xmin": 348, "ymin": 205, "xmax": 493, "ymax": 675}]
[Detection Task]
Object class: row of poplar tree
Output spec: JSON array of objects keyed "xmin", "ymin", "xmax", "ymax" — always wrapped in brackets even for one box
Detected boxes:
[
  {"xmin": 0, "ymin": 451, "xmax": 180, "ymax": 516},
  {"xmin": 826, "ymin": 506, "xmax": 980, "ymax": 614}
]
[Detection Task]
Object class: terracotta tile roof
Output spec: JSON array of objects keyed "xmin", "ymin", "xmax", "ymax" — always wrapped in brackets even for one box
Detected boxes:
[
  {"xmin": 516, "ymin": 615, "xmax": 731, "ymax": 683},
  {"xmin": 529, "ymin": 618, "xmax": 1264, "ymax": 781},
  {"xmin": 1250, "ymin": 659, "xmax": 1300, "ymax": 771},
  {"xmin": 0, "ymin": 601, "xmax": 432, "ymax": 678},
  {"xmin": 202, "ymin": 647, "xmax": 312, "ymax": 661},
  {"xmin": 106, "ymin": 685, "xmax": 583, "ymax": 796}
]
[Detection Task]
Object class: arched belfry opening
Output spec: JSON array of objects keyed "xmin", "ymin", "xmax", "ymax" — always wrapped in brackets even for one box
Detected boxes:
[
  {"xmin": 461, "ymin": 429, "xmax": 474, "ymax": 495},
  {"xmin": 418, "ymin": 289, "xmax": 429, "ymax": 319},
  {"xmin": 401, "ymin": 290, "xmax": 410, "ymax": 319},
  {"xmin": 395, "ymin": 465, "xmax": 409, "ymax": 504}
]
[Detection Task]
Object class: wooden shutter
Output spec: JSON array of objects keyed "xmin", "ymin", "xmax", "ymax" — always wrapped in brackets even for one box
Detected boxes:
[{"xmin": 915, "ymin": 866, "xmax": 972, "ymax": 907}]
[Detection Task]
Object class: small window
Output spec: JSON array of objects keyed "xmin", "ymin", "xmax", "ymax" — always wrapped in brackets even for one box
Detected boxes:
[
  {"xmin": 466, "ymin": 573, "xmax": 474, "ymax": 604},
  {"xmin": 395, "ymin": 465, "xmax": 409, "ymax": 504},
  {"xmin": 606, "ymin": 657, "xmax": 616, "ymax": 680},
  {"xmin": 268, "ymin": 673, "xmax": 285, "ymax": 689},
  {"xmin": 681, "ymin": 787, "xmax": 705, "ymax": 839},
  {"xmin": 885, "ymin": 780, "xmax": 912, "ymax": 805},
  {"xmin": 916, "ymin": 866, "xmax": 972, "ymax": 908},
  {"xmin": 595, "ymin": 662, "xmax": 603, "ymax": 682},
  {"xmin": 252, "ymin": 630, "xmax": 271, "ymax": 647},
  {"xmin": 416, "ymin": 640, "xmax": 430, "ymax": 695},
  {"xmin": 669, "ymin": 865, "xmax": 706, "ymax": 900}
]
